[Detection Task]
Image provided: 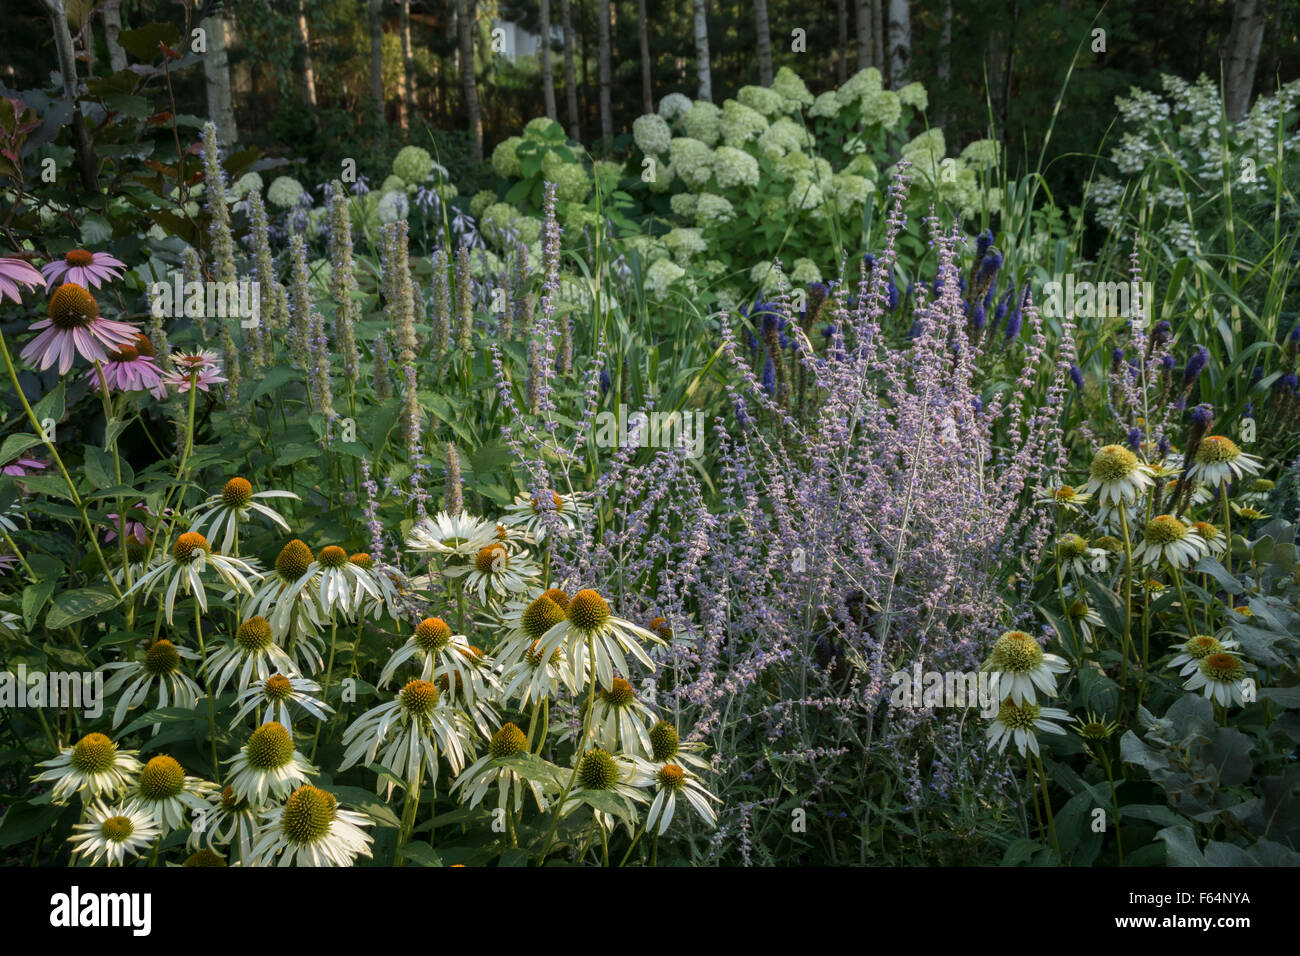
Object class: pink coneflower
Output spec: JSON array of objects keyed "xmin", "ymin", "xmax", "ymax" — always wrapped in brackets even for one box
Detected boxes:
[
  {"xmin": 105, "ymin": 502, "xmax": 155, "ymax": 545},
  {"xmin": 41, "ymin": 249, "xmax": 127, "ymax": 290},
  {"xmin": 164, "ymin": 350, "xmax": 228, "ymax": 393},
  {"xmin": 2, "ymin": 457, "xmax": 46, "ymax": 477},
  {"xmin": 19, "ymin": 283, "xmax": 140, "ymax": 375},
  {"xmin": 0, "ymin": 258, "xmax": 44, "ymax": 304},
  {"xmin": 84, "ymin": 333, "xmax": 167, "ymax": 399}
]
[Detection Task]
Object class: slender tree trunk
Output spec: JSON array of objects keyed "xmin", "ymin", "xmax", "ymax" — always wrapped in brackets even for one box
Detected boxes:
[
  {"xmin": 292, "ymin": 0, "xmax": 318, "ymax": 106},
  {"xmin": 541, "ymin": 0, "xmax": 558, "ymax": 119},
  {"xmin": 598, "ymin": 0, "xmax": 612, "ymax": 143},
  {"xmin": 103, "ymin": 0, "xmax": 128, "ymax": 72},
  {"xmin": 936, "ymin": 0, "xmax": 951, "ymax": 124},
  {"xmin": 754, "ymin": 0, "xmax": 773, "ymax": 86},
  {"xmin": 368, "ymin": 0, "xmax": 385, "ymax": 121},
  {"xmin": 887, "ymin": 0, "xmax": 910, "ymax": 88},
  {"xmin": 202, "ymin": 15, "xmax": 239, "ymax": 144},
  {"xmin": 562, "ymin": 0, "xmax": 580, "ymax": 137},
  {"xmin": 693, "ymin": 0, "xmax": 712, "ymax": 101},
  {"xmin": 871, "ymin": 0, "xmax": 884, "ymax": 76},
  {"xmin": 837, "ymin": 0, "xmax": 848, "ymax": 82},
  {"xmin": 1223, "ymin": 0, "xmax": 1266, "ymax": 121},
  {"xmin": 854, "ymin": 0, "xmax": 870, "ymax": 69},
  {"xmin": 400, "ymin": 0, "xmax": 416, "ymax": 122},
  {"xmin": 39, "ymin": 0, "xmax": 97, "ymax": 191},
  {"xmin": 457, "ymin": 0, "xmax": 483, "ymax": 158},
  {"xmin": 82, "ymin": 14, "xmax": 95, "ymax": 68},
  {"xmin": 636, "ymin": 0, "xmax": 652, "ymax": 113}
]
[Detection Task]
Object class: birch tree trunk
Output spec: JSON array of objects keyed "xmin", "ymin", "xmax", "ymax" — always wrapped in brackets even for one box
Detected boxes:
[
  {"xmin": 202, "ymin": 15, "xmax": 239, "ymax": 144},
  {"xmin": 457, "ymin": 0, "xmax": 483, "ymax": 158},
  {"xmin": 693, "ymin": 0, "xmax": 712, "ymax": 101},
  {"xmin": 368, "ymin": 0, "xmax": 385, "ymax": 121},
  {"xmin": 598, "ymin": 0, "xmax": 612, "ymax": 143},
  {"xmin": 887, "ymin": 0, "xmax": 910, "ymax": 88},
  {"xmin": 854, "ymin": 0, "xmax": 870, "ymax": 69},
  {"xmin": 754, "ymin": 0, "xmax": 773, "ymax": 86},
  {"xmin": 103, "ymin": 0, "xmax": 128, "ymax": 73},
  {"xmin": 293, "ymin": 0, "xmax": 318, "ymax": 106},
  {"xmin": 636, "ymin": 0, "xmax": 652, "ymax": 113},
  {"xmin": 541, "ymin": 0, "xmax": 558, "ymax": 119},
  {"xmin": 1223, "ymin": 0, "xmax": 1266, "ymax": 121},
  {"xmin": 562, "ymin": 0, "xmax": 580, "ymax": 138},
  {"xmin": 871, "ymin": 0, "xmax": 884, "ymax": 76}
]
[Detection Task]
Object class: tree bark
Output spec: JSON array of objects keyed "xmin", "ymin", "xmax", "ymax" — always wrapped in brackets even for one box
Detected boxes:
[
  {"xmin": 754, "ymin": 0, "xmax": 773, "ymax": 86},
  {"xmin": 541, "ymin": 0, "xmax": 558, "ymax": 119},
  {"xmin": 103, "ymin": 0, "xmax": 128, "ymax": 73},
  {"xmin": 1223, "ymin": 0, "xmax": 1266, "ymax": 121},
  {"xmin": 887, "ymin": 0, "xmax": 910, "ymax": 88},
  {"xmin": 39, "ymin": 0, "xmax": 97, "ymax": 191},
  {"xmin": 562, "ymin": 0, "xmax": 580, "ymax": 138},
  {"xmin": 293, "ymin": 0, "xmax": 318, "ymax": 107},
  {"xmin": 368, "ymin": 0, "xmax": 385, "ymax": 121},
  {"xmin": 400, "ymin": 0, "xmax": 415, "ymax": 121},
  {"xmin": 636, "ymin": 0, "xmax": 652, "ymax": 113},
  {"xmin": 855, "ymin": 0, "xmax": 870, "ymax": 69},
  {"xmin": 693, "ymin": 0, "xmax": 712, "ymax": 101},
  {"xmin": 598, "ymin": 0, "xmax": 612, "ymax": 143},
  {"xmin": 202, "ymin": 15, "xmax": 239, "ymax": 144},
  {"xmin": 871, "ymin": 0, "xmax": 884, "ymax": 76},
  {"xmin": 457, "ymin": 0, "xmax": 483, "ymax": 158},
  {"xmin": 936, "ymin": 0, "xmax": 951, "ymax": 124}
]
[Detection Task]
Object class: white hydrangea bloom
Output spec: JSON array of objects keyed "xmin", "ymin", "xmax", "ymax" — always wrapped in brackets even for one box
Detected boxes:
[
  {"xmin": 809, "ymin": 92, "xmax": 841, "ymax": 119},
  {"xmin": 897, "ymin": 82, "xmax": 928, "ymax": 111},
  {"xmin": 791, "ymin": 258, "xmax": 822, "ymax": 284},
  {"xmin": 658, "ymin": 92, "xmax": 693, "ymax": 121},
  {"xmin": 669, "ymin": 192, "xmax": 699, "ymax": 219},
  {"xmin": 694, "ymin": 193, "xmax": 737, "ymax": 227},
  {"xmin": 633, "ymin": 114, "xmax": 672, "ymax": 156},
  {"xmin": 681, "ymin": 101, "xmax": 722, "ymax": 145},
  {"xmin": 267, "ymin": 176, "xmax": 304, "ymax": 209},
  {"xmin": 669, "ymin": 137, "xmax": 716, "ymax": 189},
  {"xmin": 772, "ymin": 67, "xmax": 814, "ymax": 110},
  {"xmin": 712, "ymin": 146, "xmax": 760, "ymax": 188},
  {"xmin": 663, "ymin": 227, "xmax": 708, "ymax": 261},
  {"xmin": 738, "ymin": 85, "xmax": 785, "ymax": 118},
  {"xmin": 377, "ymin": 190, "xmax": 409, "ymax": 224},
  {"xmin": 720, "ymin": 99, "xmax": 769, "ymax": 146},
  {"xmin": 644, "ymin": 257, "xmax": 686, "ymax": 300}
]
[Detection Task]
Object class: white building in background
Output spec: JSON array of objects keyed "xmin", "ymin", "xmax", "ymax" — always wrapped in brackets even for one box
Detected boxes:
[{"xmin": 490, "ymin": 19, "xmax": 560, "ymax": 62}]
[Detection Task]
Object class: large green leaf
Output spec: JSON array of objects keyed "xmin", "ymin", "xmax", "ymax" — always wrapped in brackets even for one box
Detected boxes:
[{"xmin": 44, "ymin": 587, "xmax": 118, "ymax": 629}]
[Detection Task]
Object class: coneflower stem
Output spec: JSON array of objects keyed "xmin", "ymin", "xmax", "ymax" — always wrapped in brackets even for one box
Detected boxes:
[
  {"xmin": 538, "ymin": 634, "xmax": 598, "ymax": 861},
  {"xmin": 1033, "ymin": 753, "xmax": 1061, "ymax": 860},
  {"xmin": 311, "ymin": 619, "xmax": 338, "ymax": 762},
  {"xmin": 194, "ymin": 602, "xmax": 220, "ymax": 781}
]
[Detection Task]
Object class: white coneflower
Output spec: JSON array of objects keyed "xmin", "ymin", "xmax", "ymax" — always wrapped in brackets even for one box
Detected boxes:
[
  {"xmin": 126, "ymin": 531, "xmax": 260, "ymax": 624},
  {"xmin": 490, "ymin": 588, "xmax": 573, "ymax": 670},
  {"xmin": 452, "ymin": 722, "xmax": 550, "ymax": 813},
  {"xmin": 102, "ymin": 639, "xmax": 204, "ymax": 728},
  {"xmin": 124, "ymin": 754, "xmax": 216, "ymax": 832},
  {"xmin": 1184, "ymin": 652, "xmax": 1251, "ymax": 707},
  {"xmin": 1054, "ymin": 533, "xmax": 1105, "ymax": 576},
  {"xmin": 1190, "ymin": 521, "xmax": 1227, "ymax": 557},
  {"xmin": 1065, "ymin": 598, "xmax": 1104, "ymax": 644},
  {"xmin": 340, "ymin": 678, "xmax": 476, "ymax": 795},
  {"xmin": 283, "ymin": 544, "xmax": 380, "ymax": 620},
  {"xmin": 1230, "ymin": 502, "xmax": 1271, "ymax": 522},
  {"xmin": 230, "ymin": 673, "xmax": 332, "ymax": 735},
  {"xmin": 1083, "ymin": 444, "xmax": 1154, "ymax": 507},
  {"xmin": 245, "ymin": 539, "xmax": 326, "ymax": 670},
  {"xmin": 186, "ymin": 477, "xmax": 298, "ymax": 554},
  {"xmin": 636, "ymin": 760, "xmax": 720, "ymax": 835},
  {"xmin": 986, "ymin": 699, "xmax": 1072, "ymax": 756},
  {"xmin": 1131, "ymin": 514, "xmax": 1208, "ymax": 569},
  {"xmin": 498, "ymin": 636, "xmax": 584, "ymax": 707},
  {"xmin": 203, "ymin": 615, "xmax": 296, "ymax": 695},
  {"xmin": 248, "ymin": 784, "xmax": 374, "ymax": 867},
  {"xmin": 501, "ymin": 489, "xmax": 592, "ymax": 543},
  {"xmin": 346, "ymin": 552, "xmax": 407, "ymax": 620},
  {"xmin": 34, "ymin": 732, "xmax": 141, "ymax": 803},
  {"xmin": 187, "ymin": 784, "xmax": 259, "ymax": 863},
  {"xmin": 443, "ymin": 542, "xmax": 541, "ymax": 603},
  {"xmin": 1034, "ymin": 485, "xmax": 1091, "ymax": 512},
  {"xmin": 226, "ymin": 722, "xmax": 317, "ymax": 805},
  {"xmin": 378, "ymin": 616, "xmax": 472, "ymax": 687},
  {"xmin": 983, "ymin": 631, "xmax": 1068, "ymax": 704},
  {"xmin": 560, "ymin": 747, "xmax": 649, "ymax": 835},
  {"xmin": 405, "ymin": 510, "xmax": 498, "ymax": 561},
  {"xmin": 1188, "ymin": 435, "xmax": 1263, "ymax": 488},
  {"xmin": 1168, "ymin": 634, "xmax": 1242, "ymax": 677},
  {"xmin": 68, "ymin": 802, "xmax": 160, "ymax": 866},
  {"xmin": 586, "ymin": 677, "xmax": 659, "ymax": 756},
  {"xmin": 535, "ymin": 588, "xmax": 666, "ymax": 688}
]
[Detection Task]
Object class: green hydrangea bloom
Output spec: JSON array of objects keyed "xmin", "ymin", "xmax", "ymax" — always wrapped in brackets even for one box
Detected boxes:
[
  {"xmin": 898, "ymin": 82, "xmax": 928, "ymax": 111},
  {"xmin": 267, "ymin": 176, "xmax": 304, "ymax": 209},
  {"xmin": 470, "ymin": 189, "xmax": 497, "ymax": 219},
  {"xmin": 694, "ymin": 192, "xmax": 736, "ymax": 226},
  {"xmin": 712, "ymin": 146, "xmax": 760, "ymax": 189},
  {"xmin": 663, "ymin": 227, "xmax": 708, "ymax": 261},
  {"xmin": 720, "ymin": 99, "xmax": 769, "ymax": 147},
  {"xmin": 681, "ymin": 101, "xmax": 722, "ymax": 145},
  {"xmin": 809, "ymin": 91, "xmax": 841, "ymax": 119},
  {"xmin": 738, "ymin": 85, "xmax": 785, "ymax": 118},
  {"xmin": 669, "ymin": 137, "xmax": 715, "ymax": 190},
  {"xmin": 791, "ymin": 258, "xmax": 822, "ymax": 284},
  {"xmin": 492, "ymin": 136, "xmax": 524, "ymax": 178},
  {"xmin": 861, "ymin": 89, "xmax": 901, "ymax": 129},
  {"xmin": 633, "ymin": 114, "xmax": 672, "ymax": 156},
  {"xmin": 669, "ymin": 192, "xmax": 698, "ymax": 219},
  {"xmin": 393, "ymin": 145, "xmax": 434, "ymax": 184},
  {"xmin": 380, "ymin": 174, "xmax": 406, "ymax": 195},
  {"xmin": 837, "ymin": 67, "xmax": 883, "ymax": 108},
  {"xmin": 772, "ymin": 67, "xmax": 814, "ymax": 110},
  {"xmin": 644, "ymin": 257, "xmax": 686, "ymax": 300}
]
